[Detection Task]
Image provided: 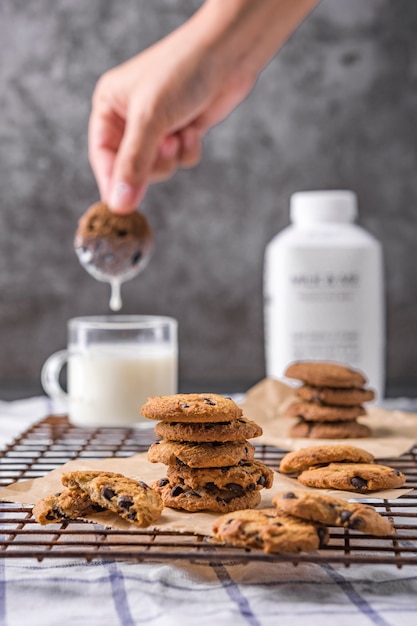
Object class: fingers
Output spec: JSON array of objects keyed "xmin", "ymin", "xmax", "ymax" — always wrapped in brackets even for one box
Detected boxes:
[
  {"xmin": 108, "ymin": 106, "xmax": 163, "ymax": 213},
  {"xmin": 90, "ymin": 94, "xmax": 203, "ymax": 213},
  {"xmin": 88, "ymin": 104, "xmax": 124, "ymax": 203},
  {"xmin": 149, "ymin": 127, "xmax": 202, "ymax": 183}
]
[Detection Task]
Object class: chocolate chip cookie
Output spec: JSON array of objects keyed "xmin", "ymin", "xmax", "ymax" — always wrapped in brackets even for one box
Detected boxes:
[
  {"xmin": 154, "ymin": 417, "xmax": 262, "ymax": 443},
  {"xmin": 296, "ymin": 385, "xmax": 375, "ymax": 406},
  {"xmin": 32, "ymin": 488, "xmax": 100, "ymax": 525},
  {"xmin": 273, "ymin": 490, "xmax": 394, "ymax": 535},
  {"xmin": 286, "ymin": 401, "xmax": 366, "ymax": 422},
  {"xmin": 63, "ymin": 471, "xmax": 163, "ymax": 527},
  {"xmin": 285, "ymin": 361, "xmax": 367, "ymax": 388},
  {"xmin": 148, "ymin": 440, "xmax": 255, "ymax": 468},
  {"xmin": 153, "ymin": 478, "xmax": 261, "ymax": 513},
  {"xmin": 289, "ymin": 419, "xmax": 372, "ymax": 439},
  {"xmin": 74, "ymin": 201, "xmax": 153, "ymax": 278},
  {"xmin": 141, "ymin": 393, "xmax": 243, "ymax": 423},
  {"xmin": 212, "ymin": 508, "xmax": 329, "ymax": 553},
  {"xmin": 297, "ymin": 463, "xmax": 405, "ymax": 493},
  {"xmin": 279, "ymin": 444, "xmax": 374, "ymax": 474},
  {"xmin": 167, "ymin": 459, "xmax": 273, "ymax": 491}
]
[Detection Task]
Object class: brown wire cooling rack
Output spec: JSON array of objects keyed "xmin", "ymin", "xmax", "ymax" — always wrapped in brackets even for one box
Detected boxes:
[{"xmin": 1, "ymin": 415, "xmax": 417, "ymax": 566}]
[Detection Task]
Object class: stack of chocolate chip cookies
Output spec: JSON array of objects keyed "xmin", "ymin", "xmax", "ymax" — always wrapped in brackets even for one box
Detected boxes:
[
  {"xmin": 284, "ymin": 361, "xmax": 375, "ymax": 439},
  {"xmin": 142, "ymin": 393, "xmax": 273, "ymax": 513}
]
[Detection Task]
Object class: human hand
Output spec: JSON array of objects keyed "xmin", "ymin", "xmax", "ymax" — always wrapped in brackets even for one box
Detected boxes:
[
  {"xmin": 88, "ymin": 0, "xmax": 320, "ymax": 213},
  {"xmin": 89, "ymin": 15, "xmax": 256, "ymax": 213}
]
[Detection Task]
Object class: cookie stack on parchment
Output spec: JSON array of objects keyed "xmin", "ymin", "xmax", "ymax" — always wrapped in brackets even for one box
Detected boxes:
[
  {"xmin": 284, "ymin": 361, "xmax": 375, "ymax": 439},
  {"xmin": 142, "ymin": 393, "xmax": 273, "ymax": 513}
]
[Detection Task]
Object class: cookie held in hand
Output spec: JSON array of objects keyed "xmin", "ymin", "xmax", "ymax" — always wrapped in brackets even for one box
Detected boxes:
[{"xmin": 74, "ymin": 201, "xmax": 153, "ymax": 280}]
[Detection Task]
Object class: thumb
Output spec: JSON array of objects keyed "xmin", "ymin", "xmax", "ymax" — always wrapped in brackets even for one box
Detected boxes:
[{"xmin": 108, "ymin": 110, "xmax": 163, "ymax": 213}]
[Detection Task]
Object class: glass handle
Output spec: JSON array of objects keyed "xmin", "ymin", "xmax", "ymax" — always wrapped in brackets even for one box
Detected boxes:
[{"xmin": 41, "ymin": 350, "xmax": 69, "ymax": 399}]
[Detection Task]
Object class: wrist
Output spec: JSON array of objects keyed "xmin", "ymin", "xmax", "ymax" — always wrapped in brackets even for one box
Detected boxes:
[{"xmin": 194, "ymin": 0, "xmax": 320, "ymax": 81}]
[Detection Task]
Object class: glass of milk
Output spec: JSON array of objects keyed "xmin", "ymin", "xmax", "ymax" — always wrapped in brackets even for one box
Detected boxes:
[{"xmin": 41, "ymin": 315, "xmax": 178, "ymax": 427}]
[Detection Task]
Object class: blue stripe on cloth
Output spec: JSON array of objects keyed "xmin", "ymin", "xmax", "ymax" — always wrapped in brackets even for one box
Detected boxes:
[
  {"xmin": 211, "ymin": 563, "xmax": 262, "ymax": 626},
  {"xmin": 321, "ymin": 563, "xmax": 393, "ymax": 626},
  {"xmin": 103, "ymin": 560, "xmax": 135, "ymax": 626}
]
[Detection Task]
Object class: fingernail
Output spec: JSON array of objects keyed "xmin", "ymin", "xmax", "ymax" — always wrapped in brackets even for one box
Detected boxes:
[{"xmin": 109, "ymin": 182, "xmax": 137, "ymax": 212}]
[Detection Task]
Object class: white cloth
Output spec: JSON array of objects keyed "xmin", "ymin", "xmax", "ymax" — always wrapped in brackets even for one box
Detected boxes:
[{"xmin": 1, "ymin": 396, "xmax": 417, "ymax": 626}]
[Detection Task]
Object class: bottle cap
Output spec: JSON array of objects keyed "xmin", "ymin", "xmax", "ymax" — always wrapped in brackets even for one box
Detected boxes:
[{"xmin": 290, "ymin": 190, "xmax": 358, "ymax": 225}]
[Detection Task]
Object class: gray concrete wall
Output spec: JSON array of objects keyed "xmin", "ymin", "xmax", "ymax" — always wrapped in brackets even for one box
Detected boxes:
[{"xmin": 1, "ymin": 0, "xmax": 417, "ymax": 395}]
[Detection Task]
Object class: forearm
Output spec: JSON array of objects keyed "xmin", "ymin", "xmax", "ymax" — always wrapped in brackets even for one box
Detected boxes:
[{"xmin": 190, "ymin": 0, "xmax": 321, "ymax": 81}]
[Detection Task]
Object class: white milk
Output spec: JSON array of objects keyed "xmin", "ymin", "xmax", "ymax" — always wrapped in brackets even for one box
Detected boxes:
[{"xmin": 68, "ymin": 344, "xmax": 177, "ymax": 427}]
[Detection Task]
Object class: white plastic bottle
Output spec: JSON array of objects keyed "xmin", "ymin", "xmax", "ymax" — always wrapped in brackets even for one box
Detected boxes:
[{"xmin": 264, "ymin": 190, "xmax": 385, "ymax": 399}]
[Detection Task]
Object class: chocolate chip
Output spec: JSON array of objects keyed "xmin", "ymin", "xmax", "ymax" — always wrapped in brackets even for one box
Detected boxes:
[
  {"xmin": 348, "ymin": 516, "xmax": 365, "ymax": 530},
  {"xmin": 117, "ymin": 230, "xmax": 128, "ymax": 237},
  {"xmin": 247, "ymin": 483, "xmax": 256, "ymax": 491},
  {"xmin": 117, "ymin": 496, "xmax": 133, "ymax": 509},
  {"xmin": 203, "ymin": 398, "xmax": 216, "ymax": 406},
  {"xmin": 340, "ymin": 510, "xmax": 353, "ymax": 524},
  {"xmin": 257, "ymin": 475, "xmax": 266, "ymax": 487},
  {"xmin": 350, "ymin": 476, "xmax": 368, "ymax": 490},
  {"xmin": 127, "ymin": 512, "xmax": 137, "ymax": 520},
  {"xmin": 225, "ymin": 483, "xmax": 244, "ymax": 495},
  {"xmin": 46, "ymin": 512, "xmax": 57, "ymax": 520},
  {"xmin": 282, "ymin": 492, "xmax": 297, "ymax": 499},
  {"xmin": 216, "ymin": 487, "xmax": 240, "ymax": 504},
  {"xmin": 138, "ymin": 481, "xmax": 149, "ymax": 489},
  {"xmin": 394, "ymin": 470, "xmax": 402, "ymax": 476},
  {"xmin": 175, "ymin": 457, "xmax": 187, "ymax": 466},
  {"xmin": 131, "ymin": 251, "xmax": 142, "ymax": 265},
  {"xmin": 171, "ymin": 486, "xmax": 184, "ymax": 497},
  {"xmin": 187, "ymin": 490, "xmax": 202, "ymax": 498},
  {"xmin": 180, "ymin": 403, "xmax": 190, "ymax": 409},
  {"xmin": 205, "ymin": 482, "xmax": 217, "ymax": 494},
  {"xmin": 317, "ymin": 527, "xmax": 327, "ymax": 547},
  {"xmin": 157, "ymin": 478, "xmax": 169, "ymax": 487},
  {"xmin": 102, "ymin": 487, "xmax": 116, "ymax": 500}
]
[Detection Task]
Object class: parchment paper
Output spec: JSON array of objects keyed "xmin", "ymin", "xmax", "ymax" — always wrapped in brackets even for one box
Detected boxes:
[{"xmin": 241, "ymin": 378, "xmax": 417, "ymax": 458}]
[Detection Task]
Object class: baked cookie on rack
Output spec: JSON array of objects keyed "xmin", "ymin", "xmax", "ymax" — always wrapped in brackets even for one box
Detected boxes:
[
  {"xmin": 62, "ymin": 470, "xmax": 163, "ymax": 527},
  {"xmin": 279, "ymin": 444, "xmax": 374, "ymax": 475},
  {"xmin": 297, "ymin": 462, "xmax": 405, "ymax": 493},
  {"xmin": 273, "ymin": 490, "xmax": 394, "ymax": 536},
  {"xmin": 212, "ymin": 508, "xmax": 329, "ymax": 553},
  {"xmin": 32, "ymin": 488, "xmax": 100, "ymax": 525}
]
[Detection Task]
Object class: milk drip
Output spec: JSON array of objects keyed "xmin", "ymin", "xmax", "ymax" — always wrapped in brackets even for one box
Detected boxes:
[{"xmin": 264, "ymin": 190, "xmax": 385, "ymax": 399}]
